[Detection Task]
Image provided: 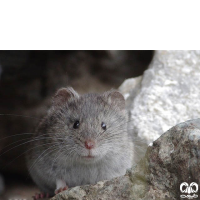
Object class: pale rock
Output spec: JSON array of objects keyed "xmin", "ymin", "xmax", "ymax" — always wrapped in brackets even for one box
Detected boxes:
[{"xmin": 123, "ymin": 50, "xmax": 200, "ymax": 144}]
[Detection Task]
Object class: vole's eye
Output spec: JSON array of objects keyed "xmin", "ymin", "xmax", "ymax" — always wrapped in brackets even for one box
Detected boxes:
[
  {"xmin": 73, "ymin": 120, "xmax": 80, "ymax": 129},
  {"xmin": 101, "ymin": 122, "xmax": 106, "ymax": 130}
]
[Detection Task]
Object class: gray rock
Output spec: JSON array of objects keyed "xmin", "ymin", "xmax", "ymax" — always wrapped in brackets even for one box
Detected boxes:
[
  {"xmin": 51, "ymin": 119, "xmax": 200, "ymax": 200},
  {"xmin": 125, "ymin": 50, "xmax": 200, "ymax": 144}
]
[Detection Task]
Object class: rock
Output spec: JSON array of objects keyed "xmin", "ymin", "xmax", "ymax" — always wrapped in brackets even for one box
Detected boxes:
[
  {"xmin": 119, "ymin": 76, "xmax": 142, "ymax": 110},
  {"xmin": 51, "ymin": 119, "xmax": 200, "ymax": 200},
  {"xmin": 124, "ymin": 50, "xmax": 200, "ymax": 144}
]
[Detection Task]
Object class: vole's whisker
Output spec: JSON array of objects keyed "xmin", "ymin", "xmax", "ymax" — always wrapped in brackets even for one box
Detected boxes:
[
  {"xmin": 54, "ymin": 149, "xmax": 68, "ymax": 178},
  {"xmin": 96, "ymin": 125, "xmax": 127, "ymax": 140},
  {"xmin": 0, "ymin": 113, "xmax": 40, "ymax": 120},
  {"xmin": 2, "ymin": 134, "xmax": 54, "ymax": 149},
  {"xmin": 49, "ymin": 149, "xmax": 62, "ymax": 180},
  {"xmin": 104, "ymin": 117, "xmax": 140, "ymax": 134},
  {"xmin": 104, "ymin": 123, "xmax": 126, "ymax": 134},
  {"xmin": 6, "ymin": 142, "xmax": 59, "ymax": 167},
  {"xmin": 0, "ymin": 134, "xmax": 64, "ymax": 155},
  {"xmin": 0, "ymin": 131, "xmax": 65, "ymax": 141},
  {"xmin": 28, "ymin": 144, "xmax": 59, "ymax": 173},
  {"xmin": 0, "ymin": 136, "xmax": 59, "ymax": 157},
  {"xmin": 0, "ymin": 133, "xmax": 34, "ymax": 141}
]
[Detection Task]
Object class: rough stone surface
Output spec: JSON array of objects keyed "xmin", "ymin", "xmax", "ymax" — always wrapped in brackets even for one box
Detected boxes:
[
  {"xmin": 51, "ymin": 119, "xmax": 200, "ymax": 200},
  {"xmin": 124, "ymin": 50, "xmax": 200, "ymax": 144}
]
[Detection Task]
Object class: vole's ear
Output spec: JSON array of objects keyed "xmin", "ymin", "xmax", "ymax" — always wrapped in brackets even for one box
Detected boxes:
[
  {"xmin": 53, "ymin": 87, "xmax": 79, "ymax": 106},
  {"xmin": 103, "ymin": 90, "xmax": 125, "ymax": 110}
]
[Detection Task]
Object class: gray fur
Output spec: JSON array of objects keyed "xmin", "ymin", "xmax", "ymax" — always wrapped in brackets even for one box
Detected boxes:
[{"xmin": 26, "ymin": 88, "xmax": 133, "ymax": 196}]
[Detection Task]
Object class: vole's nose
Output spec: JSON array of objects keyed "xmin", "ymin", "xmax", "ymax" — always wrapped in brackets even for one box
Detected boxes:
[{"xmin": 85, "ymin": 140, "xmax": 95, "ymax": 149}]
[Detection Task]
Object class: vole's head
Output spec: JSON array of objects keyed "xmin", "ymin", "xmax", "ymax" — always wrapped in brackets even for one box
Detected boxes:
[{"xmin": 46, "ymin": 87, "xmax": 129, "ymax": 164}]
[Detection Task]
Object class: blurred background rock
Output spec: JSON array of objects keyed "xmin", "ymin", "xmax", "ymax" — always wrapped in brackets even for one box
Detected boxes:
[{"xmin": 0, "ymin": 50, "xmax": 154, "ymax": 199}]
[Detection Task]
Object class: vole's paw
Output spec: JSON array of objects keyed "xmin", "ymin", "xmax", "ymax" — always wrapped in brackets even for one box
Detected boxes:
[
  {"xmin": 32, "ymin": 192, "xmax": 50, "ymax": 200},
  {"xmin": 55, "ymin": 186, "xmax": 68, "ymax": 194}
]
